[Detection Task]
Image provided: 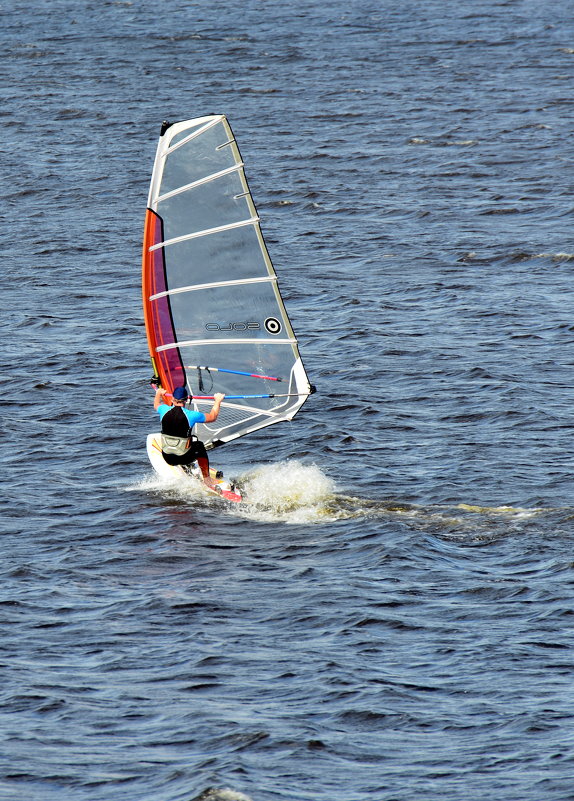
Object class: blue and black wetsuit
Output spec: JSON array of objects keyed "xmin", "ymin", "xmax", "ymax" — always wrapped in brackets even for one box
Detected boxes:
[{"xmin": 156, "ymin": 404, "xmax": 208, "ymax": 468}]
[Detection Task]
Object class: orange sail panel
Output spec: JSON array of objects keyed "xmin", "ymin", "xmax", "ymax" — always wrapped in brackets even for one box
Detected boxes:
[{"xmin": 142, "ymin": 208, "xmax": 185, "ymax": 393}]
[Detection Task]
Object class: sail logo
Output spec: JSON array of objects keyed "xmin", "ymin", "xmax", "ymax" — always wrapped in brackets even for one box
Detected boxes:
[
  {"xmin": 205, "ymin": 317, "xmax": 283, "ymax": 334},
  {"xmin": 205, "ymin": 321, "xmax": 260, "ymax": 331},
  {"xmin": 264, "ymin": 317, "xmax": 282, "ymax": 334}
]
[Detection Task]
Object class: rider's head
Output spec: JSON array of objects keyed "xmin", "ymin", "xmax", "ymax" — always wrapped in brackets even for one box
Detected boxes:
[{"xmin": 172, "ymin": 386, "xmax": 189, "ymax": 404}]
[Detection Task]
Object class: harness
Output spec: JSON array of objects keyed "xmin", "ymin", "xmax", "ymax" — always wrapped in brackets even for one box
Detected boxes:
[
  {"xmin": 161, "ymin": 433, "xmax": 192, "ymax": 456},
  {"xmin": 161, "ymin": 406, "xmax": 196, "ymax": 456}
]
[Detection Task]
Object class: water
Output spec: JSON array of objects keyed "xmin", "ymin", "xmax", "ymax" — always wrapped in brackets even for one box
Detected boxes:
[{"xmin": 2, "ymin": 0, "xmax": 574, "ymax": 799}]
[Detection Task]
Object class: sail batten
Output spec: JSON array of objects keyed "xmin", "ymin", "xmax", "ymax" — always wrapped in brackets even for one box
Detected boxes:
[
  {"xmin": 142, "ymin": 115, "xmax": 313, "ymax": 448},
  {"xmin": 157, "ymin": 162, "xmax": 244, "ymax": 204},
  {"xmin": 148, "ymin": 217, "xmax": 260, "ymax": 251},
  {"xmin": 156, "ymin": 338, "xmax": 297, "ymax": 352},
  {"xmin": 149, "ymin": 275, "xmax": 276, "ymax": 301},
  {"xmin": 165, "ymin": 117, "xmax": 220, "ymax": 154}
]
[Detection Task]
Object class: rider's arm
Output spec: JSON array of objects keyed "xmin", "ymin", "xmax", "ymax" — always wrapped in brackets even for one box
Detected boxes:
[
  {"xmin": 203, "ymin": 393, "xmax": 225, "ymax": 423},
  {"xmin": 154, "ymin": 387, "xmax": 170, "ymax": 410}
]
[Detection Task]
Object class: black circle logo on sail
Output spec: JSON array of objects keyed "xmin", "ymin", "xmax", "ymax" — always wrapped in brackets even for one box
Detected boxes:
[{"xmin": 264, "ymin": 317, "xmax": 282, "ymax": 335}]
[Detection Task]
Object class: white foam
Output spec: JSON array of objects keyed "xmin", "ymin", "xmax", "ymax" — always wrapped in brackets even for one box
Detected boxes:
[
  {"xmin": 237, "ymin": 460, "xmax": 336, "ymax": 523},
  {"xmin": 129, "ymin": 470, "xmax": 206, "ymax": 501},
  {"xmin": 130, "ymin": 462, "xmax": 337, "ymax": 521}
]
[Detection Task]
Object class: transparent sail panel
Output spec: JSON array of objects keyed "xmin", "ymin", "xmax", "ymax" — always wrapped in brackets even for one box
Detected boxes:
[
  {"xmin": 168, "ymin": 121, "xmax": 215, "ymax": 149},
  {"xmin": 162, "ymin": 224, "xmax": 270, "ymax": 289},
  {"xmin": 161, "ymin": 121, "xmax": 236, "ymax": 195},
  {"xmin": 157, "ymin": 171, "xmax": 250, "ymax": 242},
  {"xmin": 179, "ymin": 341, "xmax": 298, "ymax": 397},
  {"xmin": 166, "ymin": 282, "xmax": 285, "ymax": 342}
]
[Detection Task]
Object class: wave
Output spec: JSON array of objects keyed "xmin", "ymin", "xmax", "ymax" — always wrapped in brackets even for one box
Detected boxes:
[
  {"xmin": 191, "ymin": 789, "xmax": 254, "ymax": 801},
  {"xmin": 133, "ymin": 460, "xmax": 551, "ymax": 537}
]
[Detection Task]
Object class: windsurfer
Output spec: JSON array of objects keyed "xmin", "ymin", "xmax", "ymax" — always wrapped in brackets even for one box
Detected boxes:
[{"xmin": 154, "ymin": 386, "xmax": 225, "ymax": 486}]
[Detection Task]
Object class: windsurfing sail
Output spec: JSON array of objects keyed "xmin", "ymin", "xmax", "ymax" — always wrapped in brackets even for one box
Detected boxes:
[{"xmin": 142, "ymin": 115, "xmax": 314, "ymax": 449}]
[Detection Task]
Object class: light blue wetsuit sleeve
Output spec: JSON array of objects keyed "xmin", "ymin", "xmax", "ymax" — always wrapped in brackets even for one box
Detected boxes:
[{"xmin": 184, "ymin": 409, "xmax": 206, "ymax": 427}]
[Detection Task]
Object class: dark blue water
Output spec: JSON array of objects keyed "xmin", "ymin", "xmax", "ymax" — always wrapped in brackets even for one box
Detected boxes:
[{"xmin": 2, "ymin": 1, "xmax": 574, "ymax": 799}]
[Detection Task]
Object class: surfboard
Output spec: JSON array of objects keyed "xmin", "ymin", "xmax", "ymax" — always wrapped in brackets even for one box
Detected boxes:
[{"xmin": 146, "ymin": 433, "xmax": 242, "ymax": 503}]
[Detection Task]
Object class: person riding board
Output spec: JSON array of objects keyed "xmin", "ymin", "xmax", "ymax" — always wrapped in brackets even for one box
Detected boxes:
[{"xmin": 153, "ymin": 385, "xmax": 225, "ymax": 487}]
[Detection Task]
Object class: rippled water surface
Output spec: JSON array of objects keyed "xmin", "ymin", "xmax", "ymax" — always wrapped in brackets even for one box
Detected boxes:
[{"xmin": 2, "ymin": 1, "xmax": 574, "ymax": 799}]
